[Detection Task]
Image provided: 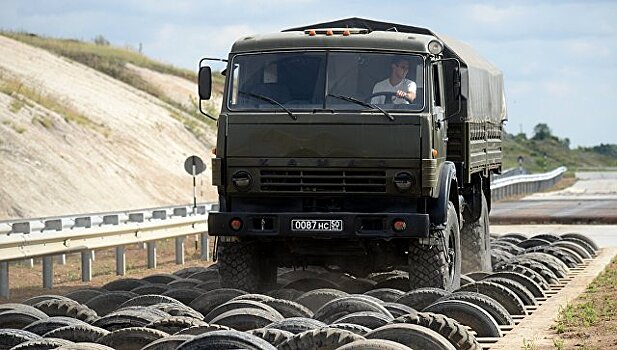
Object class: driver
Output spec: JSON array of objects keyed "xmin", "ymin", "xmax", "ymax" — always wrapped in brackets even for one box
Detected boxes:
[{"xmin": 371, "ymin": 57, "xmax": 416, "ymax": 104}]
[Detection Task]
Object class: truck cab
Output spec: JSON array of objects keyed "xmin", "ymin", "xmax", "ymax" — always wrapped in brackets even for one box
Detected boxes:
[{"xmin": 199, "ymin": 18, "xmax": 506, "ymax": 292}]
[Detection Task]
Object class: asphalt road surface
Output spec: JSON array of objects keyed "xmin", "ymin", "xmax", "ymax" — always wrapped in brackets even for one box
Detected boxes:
[{"xmin": 492, "ymin": 172, "xmax": 617, "ymax": 247}]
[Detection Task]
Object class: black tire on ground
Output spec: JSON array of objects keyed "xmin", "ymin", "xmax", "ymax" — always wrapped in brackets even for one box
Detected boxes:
[
  {"xmin": 460, "ymin": 275, "xmax": 475, "ymax": 286},
  {"xmin": 92, "ymin": 308, "xmax": 169, "ymax": 331},
  {"xmin": 408, "ymin": 202, "xmax": 461, "ymax": 290},
  {"xmin": 560, "ymin": 236, "xmax": 597, "ymax": 255},
  {"xmin": 231, "ymin": 293, "xmax": 274, "ymax": 302},
  {"xmin": 42, "ymin": 324, "xmax": 109, "ymax": 343},
  {"xmin": 160, "ymin": 288, "xmax": 204, "ymax": 306},
  {"xmin": 383, "ymin": 303, "xmax": 417, "ymax": 318},
  {"xmin": 551, "ymin": 241, "xmax": 592, "ymax": 260},
  {"xmin": 8, "ymin": 338, "xmax": 73, "ymax": 350},
  {"xmin": 63, "ymin": 289, "xmax": 104, "ymax": 304},
  {"xmin": 313, "ymin": 296, "xmax": 393, "ymax": 324},
  {"xmin": 23, "ymin": 316, "xmax": 87, "ymax": 336},
  {"xmin": 438, "ymin": 291, "xmax": 513, "ymax": 326},
  {"xmin": 367, "ymin": 271, "xmax": 407, "ymax": 284},
  {"xmin": 332, "ymin": 311, "xmax": 393, "ymax": 329},
  {"xmin": 142, "ymin": 273, "xmax": 180, "ymax": 284},
  {"xmin": 102, "ymin": 278, "xmax": 149, "ymax": 292},
  {"xmin": 395, "ymin": 287, "xmax": 451, "ymax": 310},
  {"xmin": 277, "ymin": 328, "xmax": 364, "ymax": 350},
  {"xmin": 0, "ymin": 304, "xmax": 48, "ymax": 319},
  {"xmin": 264, "ymin": 317, "xmax": 327, "ymax": 334},
  {"xmin": 140, "ymin": 334, "xmax": 194, "ymax": 350},
  {"xmin": 166, "ymin": 279, "xmax": 202, "ymax": 289},
  {"xmin": 55, "ymin": 343, "xmax": 114, "ymax": 350},
  {"xmin": 488, "ymin": 271, "xmax": 545, "ymax": 298},
  {"xmin": 423, "ymin": 300, "xmax": 501, "ymax": 338},
  {"xmin": 187, "ymin": 270, "xmax": 221, "ymax": 282},
  {"xmin": 173, "ymin": 266, "xmax": 208, "ymax": 278},
  {"xmin": 218, "ymin": 240, "xmax": 277, "ymax": 293},
  {"xmin": 176, "ymin": 329, "xmax": 277, "ymax": 350},
  {"xmin": 561, "ymin": 233, "xmax": 598, "ymax": 251},
  {"xmin": 0, "ymin": 310, "xmax": 45, "ymax": 329},
  {"xmin": 85, "ymin": 291, "xmax": 138, "ymax": 316},
  {"xmin": 516, "ymin": 238, "xmax": 551, "ymax": 249},
  {"xmin": 204, "ymin": 300, "xmax": 283, "ymax": 323},
  {"xmin": 365, "ymin": 323, "xmax": 456, "ymax": 350},
  {"xmin": 146, "ymin": 316, "xmax": 207, "ymax": 334},
  {"xmin": 188, "ymin": 288, "xmax": 246, "ymax": 317},
  {"xmin": 149, "ymin": 303, "xmax": 204, "ymax": 320},
  {"xmin": 491, "ymin": 249, "xmax": 515, "ymax": 267},
  {"xmin": 465, "ymin": 272, "xmax": 491, "ymax": 281},
  {"xmin": 22, "ymin": 295, "xmax": 72, "ymax": 307},
  {"xmin": 492, "ymin": 264, "xmax": 550, "ymax": 290},
  {"xmin": 247, "ymin": 328, "xmax": 293, "ymax": 347},
  {"xmin": 263, "ymin": 299, "xmax": 313, "ymax": 318},
  {"xmin": 338, "ymin": 278, "xmax": 378, "ymax": 294},
  {"xmin": 32, "ymin": 300, "xmax": 98, "ymax": 323},
  {"xmin": 118, "ymin": 295, "xmax": 183, "ymax": 309},
  {"xmin": 266, "ymin": 288, "xmax": 304, "ymax": 301},
  {"xmin": 336, "ymin": 339, "xmax": 414, "ymax": 350},
  {"xmin": 130, "ymin": 284, "xmax": 170, "ymax": 295},
  {"xmin": 530, "ymin": 233, "xmax": 561, "ymax": 242},
  {"xmin": 209, "ymin": 307, "xmax": 284, "ymax": 331},
  {"xmin": 364, "ymin": 288, "xmax": 405, "ymax": 303},
  {"xmin": 482, "ymin": 277, "xmax": 537, "ymax": 306},
  {"xmin": 495, "ymin": 259, "xmax": 559, "ymax": 285},
  {"xmin": 174, "ymin": 324, "xmax": 232, "ymax": 335},
  {"xmin": 294, "ymin": 289, "xmax": 349, "ymax": 313},
  {"xmin": 490, "ymin": 241, "xmax": 525, "ymax": 255},
  {"xmin": 456, "ymin": 281, "xmax": 527, "ymax": 316},
  {"xmin": 392, "ymin": 311, "xmax": 481, "ymax": 350},
  {"xmin": 0, "ymin": 329, "xmax": 41, "ymax": 350},
  {"xmin": 517, "ymin": 253, "xmax": 569, "ymax": 278},
  {"xmin": 97, "ymin": 327, "xmax": 169, "ymax": 350},
  {"xmin": 524, "ymin": 247, "xmax": 581, "ymax": 267},
  {"xmin": 500, "ymin": 233, "xmax": 528, "ymax": 241},
  {"xmin": 461, "ymin": 191, "xmax": 491, "ymax": 273},
  {"xmin": 373, "ymin": 276, "xmax": 411, "ymax": 292},
  {"xmin": 325, "ymin": 323, "xmax": 372, "ymax": 336}
]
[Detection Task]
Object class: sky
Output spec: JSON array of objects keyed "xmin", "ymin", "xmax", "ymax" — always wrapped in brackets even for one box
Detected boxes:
[{"xmin": 1, "ymin": 0, "xmax": 616, "ymax": 147}]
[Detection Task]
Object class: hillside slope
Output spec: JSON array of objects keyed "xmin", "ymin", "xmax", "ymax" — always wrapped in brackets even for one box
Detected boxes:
[{"xmin": 0, "ymin": 35, "xmax": 217, "ymax": 219}]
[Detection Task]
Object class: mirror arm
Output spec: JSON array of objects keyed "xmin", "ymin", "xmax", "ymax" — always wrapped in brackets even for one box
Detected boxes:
[{"xmin": 198, "ymin": 101, "xmax": 218, "ymax": 121}]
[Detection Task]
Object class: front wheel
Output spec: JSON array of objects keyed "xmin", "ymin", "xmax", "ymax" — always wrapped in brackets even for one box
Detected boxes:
[
  {"xmin": 408, "ymin": 202, "xmax": 461, "ymax": 290},
  {"xmin": 217, "ymin": 240, "xmax": 277, "ymax": 292}
]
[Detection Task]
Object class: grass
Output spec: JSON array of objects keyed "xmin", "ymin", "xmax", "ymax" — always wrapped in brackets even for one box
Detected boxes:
[
  {"xmin": 551, "ymin": 256, "xmax": 617, "ymax": 349},
  {"xmin": 1, "ymin": 72, "xmax": 108, "ymax": 135},
  {"xmin": 503, "ymin": 133, "xmax": 617, "ymax": 174},
  {"xmin": 1, "ymin": 31, "xmax": 219, "ymax": 141}
]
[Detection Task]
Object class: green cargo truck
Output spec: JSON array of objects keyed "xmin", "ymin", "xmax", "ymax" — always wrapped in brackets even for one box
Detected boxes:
[{"xmin": 199, "ymin": 18, "xmax": 507, "ymax": 292}]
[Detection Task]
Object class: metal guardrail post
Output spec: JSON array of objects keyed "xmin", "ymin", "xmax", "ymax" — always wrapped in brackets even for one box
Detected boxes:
[
  {"xmin": 42, "ymin": 256, "xmax": 53, "ymax": 289},
  {"xmin": 81, "ymin": 251, "xmax": 92, "ymax": 282},
  {"xmin": 147, "ymin": 242, "xmax": 157, "ymax": 268},
  {"xmin": 116, "ymin": 246, "xmax": 126, "ymax": 276},
  {"xmin": 200, "ymin": 232, "xmax": 210, "ymax": 261},
  {"xmin": 175, "ymin": 237, "xmax": 185, "ymax": 265},
  {"xmin": 0, "ymin": 262, "xmax": 8, "ymax": 298}
]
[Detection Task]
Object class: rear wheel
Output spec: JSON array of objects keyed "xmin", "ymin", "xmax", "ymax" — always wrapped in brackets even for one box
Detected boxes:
[
  {"xmin": 461, "ymin": 192, "xmax": 492, "ymax": 273},
  {"xmin": 217, "ymin": 240, "xmax": 277, "ymax": 293},
  {"xmin": 408, "ymin": 202, "xmax": 461, "ymax": 290}
]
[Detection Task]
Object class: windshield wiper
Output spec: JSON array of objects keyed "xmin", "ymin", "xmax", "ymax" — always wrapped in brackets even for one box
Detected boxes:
[
  {"xmin": 327, "ymin": 93, "xmax": 394, "ymax": 121},
  {"xmin": 238, "ymin": 90, "xmax": 297, "ymax": 120}
]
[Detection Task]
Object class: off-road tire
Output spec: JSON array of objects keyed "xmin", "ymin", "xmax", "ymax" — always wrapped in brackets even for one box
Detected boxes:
[
  {"xmin": 438, "ymin": 291, "xmax": 513, "ymax": 326},
  {"xmin": 218, "ymin": 241, "xmax": 276, "ymax": 293},
  {"xmin": 42, "ymin": 324, "xmax": 110, "ymax": 343},
  {"xmin": 277, "ymin": 328, "xmax": 364, "ymax": 350},
  {"xmin": 264, "ymin": 317, "xmax": 327, "ymax": 334},
  {"xmin": 365, "ymin": 323, "xmax": 456, "ymax": 350},
  {"xmin": 408, "ymin": 202, "xmax": 461, "ymax": 290},
  {"xmin": 423, "ymin": 300, "xmax": 502, "ymax": 337},
  {"xmin": 393, "ymin": 311, "xmax": 481, "ymax": 350},
  {"xmin": 461, "ymin": 193, "xmax": 491, "ymax": 273},
  {"xmin": 175, "ymin": 329, "xmax": 277, "ymax": 350},
  {"xmin": 247, "ymin": 328, "xmax": 293, "ymax": 347},
  {"xmin": 97, "ymin": 327, "xmax": 169, "ymax": 350},
  {"xmin": 336, "ymin": 339, "xmax": 413, "ymax": 350}
]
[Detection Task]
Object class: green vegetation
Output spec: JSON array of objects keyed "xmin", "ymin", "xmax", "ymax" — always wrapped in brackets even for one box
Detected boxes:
[
  {"xmin": 1, "ymin": 31, "xmax": 221, "ymax": 141},
  {"xmin": 551, "ymin": 256, "xmax": 617, "ymax": 349},
  {"xmin": 0, "ymin": 73, "xmax": 107, "ymax": 134},
  {"xmin": 503, "ymin": 123, "xmax": 617, "ymax": 174}
]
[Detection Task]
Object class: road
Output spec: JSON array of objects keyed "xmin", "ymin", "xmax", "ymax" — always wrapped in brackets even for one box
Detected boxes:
[{"xmin": 492, "ymin": 172, "xmax": 617, "ymax": 247}]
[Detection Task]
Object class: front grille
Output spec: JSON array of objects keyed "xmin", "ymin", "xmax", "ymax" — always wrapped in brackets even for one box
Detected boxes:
[{"xmin": 260, "ymin": 169, "xmax": 387, "ymax": 193}]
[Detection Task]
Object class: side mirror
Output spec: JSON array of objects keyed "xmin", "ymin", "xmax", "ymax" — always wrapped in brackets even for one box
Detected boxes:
[{"xmin": 198, "ymin": 66, "xmax": 212, "ymax": 100}]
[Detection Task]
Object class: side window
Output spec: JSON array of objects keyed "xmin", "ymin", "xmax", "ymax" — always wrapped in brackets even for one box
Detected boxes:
[
  {"xmin": 432, "ymin": 63, "xmax": 442, "ymax": 107},
  {"xmin": 231, "ymin": 63, "xmax": 240, "ymax": 104}
]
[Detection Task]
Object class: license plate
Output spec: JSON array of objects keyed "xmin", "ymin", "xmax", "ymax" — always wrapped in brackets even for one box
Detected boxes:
[{"xmin": 291, "ymin": 219, "xmax": 343, "ymax": 232}]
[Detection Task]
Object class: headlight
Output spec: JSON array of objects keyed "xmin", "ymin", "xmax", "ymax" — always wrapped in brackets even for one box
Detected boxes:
[
  {"xmin": 393, "ymin": 172, "xmax": 415, "ymax": 192},
  {"xmin": 231, "ymin": 171, "xmax": 252, "ymax": 191},
  {"xmin": 428, "ymin": 40, "xmax": 444, "ymax": 55}
]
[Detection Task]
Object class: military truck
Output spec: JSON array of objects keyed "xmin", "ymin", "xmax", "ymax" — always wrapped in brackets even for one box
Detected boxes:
[{"xmin": 198, "ymin": 18, "xmax": 506, "ymax": 292}]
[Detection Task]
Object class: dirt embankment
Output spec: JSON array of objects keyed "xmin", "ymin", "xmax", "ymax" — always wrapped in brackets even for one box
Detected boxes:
[{"xmin": 0, "ymin": 35, "xmax": 218, "ymax": 219}]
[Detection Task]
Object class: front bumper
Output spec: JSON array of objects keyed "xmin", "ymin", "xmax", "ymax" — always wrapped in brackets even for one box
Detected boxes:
[{"xmin": 208, "ymin": 211, "xmax": 430, "ymax": 238}]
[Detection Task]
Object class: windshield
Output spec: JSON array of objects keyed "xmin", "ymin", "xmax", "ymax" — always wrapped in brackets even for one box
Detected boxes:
[{"xmin": 228, "ymin": 51, "xmax": 425, "ymax": 112}]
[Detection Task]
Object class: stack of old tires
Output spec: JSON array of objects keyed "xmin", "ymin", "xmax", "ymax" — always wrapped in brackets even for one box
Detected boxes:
[{"xmin": 0, "ymin": 232, "xmax": 598, "ymax": 350}]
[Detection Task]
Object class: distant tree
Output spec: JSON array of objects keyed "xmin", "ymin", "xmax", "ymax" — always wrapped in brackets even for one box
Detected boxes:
[
  {"xmin": 93, "ymin": 35, "xmax": 110, "ymax": 46},
  {"xmin": 532, "ymin": 123, "xmax": 552, "ymax": 140}
]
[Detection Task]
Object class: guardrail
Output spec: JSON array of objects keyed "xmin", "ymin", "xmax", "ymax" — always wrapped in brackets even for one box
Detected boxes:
[
  {"xmin": 0, "ymin": 203, "xmax": 216, "ymax": 298},
  {"xmin": 0, "ymin": 167, "xmax": 567, "ymax": 298},
  {"xmin": 491, "ymin": 166, "xmax": 567, "ymax": 201}
]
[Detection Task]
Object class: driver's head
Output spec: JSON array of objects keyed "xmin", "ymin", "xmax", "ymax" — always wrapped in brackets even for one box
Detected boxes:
[{"xmin": 391, "ymin": 57, "xmax": 410, "ymax": 80}]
